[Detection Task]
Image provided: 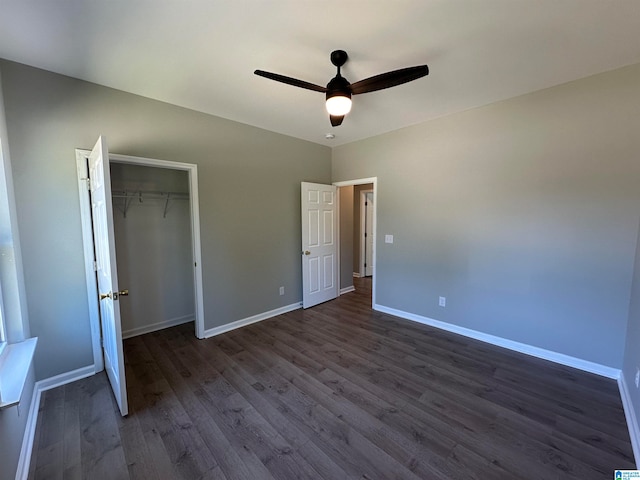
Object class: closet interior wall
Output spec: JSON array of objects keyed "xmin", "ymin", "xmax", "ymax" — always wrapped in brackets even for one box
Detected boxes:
[{"xmin": 110, "ymin": 163, "xmax": 195, "ymax": 338}]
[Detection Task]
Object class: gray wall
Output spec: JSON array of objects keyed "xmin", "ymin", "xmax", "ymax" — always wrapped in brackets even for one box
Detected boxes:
[
  {"xmin": 339, "ymin": 185, "xmax": 354, "ymax": 289},
  {"xmin": 0, "ymin": 67, "xmax": 34, "ymax": 480},
  {"xmin": 110, "ymin": 164, "xmax": 194, "ymax": 337},
  {"xmin": 0, "ymin": 59, "xmax": 331, "ymax": 380},
  {"xmin": 332, "ymin": 62, "xmax": 640, "ymax": 369}
]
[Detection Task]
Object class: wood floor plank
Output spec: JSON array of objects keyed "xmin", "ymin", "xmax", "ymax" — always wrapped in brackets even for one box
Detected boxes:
[
  {"xmin": 133, "ymin": 334, "xmax": 224, "ymax": 479},
  {"xmin": 145, "ymin": 330, "xmax": 292, "ymax": 480},
  {"xmin": 164, "ymin": 335, "xmax": 335, "ymax": 480},
  {"xmin": 62, "ymin": 380, "xmax": 83, "ymax": 480},
  {"xmin": 244, "ymin": 321, "xmax": 465, "ymax": 476},
  {"xmin": 77, "ymin": 374, "xmax": 129, "ymax": 480},
  {"xmin": 250, "ymin": 320, "xmax": 470, "ymax": 442},
  {"xmin": 222, "ymin": 338, "xmax": 419, "ymax": 480},
  {"xmin": 29, "ymin": 278, "xmax": 636, "ymax": 479},
  {"xmin": 185, "ymin": 331, "xmax": 354, "ymax": 480},
  {"xmin": 249, "ymin": 315, "xmax": 533, "ymax": 478},
  {"xmin": 119, "ymin": 338, "xmax": 182, "ymax": 480},
  {"xmin": 33, "ymin": 386, "xmax": 65, "ymax": 480},
  {"xmin": 229, "ymin": 329, "xmax": 451, "ymax": 480}
]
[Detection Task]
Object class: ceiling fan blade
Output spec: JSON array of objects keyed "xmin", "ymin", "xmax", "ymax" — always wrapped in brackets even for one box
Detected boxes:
[
  {"xmin": 350, "ymin": 65, "xmax": 429, "ymax": 95},
  {"xmin": 330, "ymin": 115, "xmax": 344, "ymax": 127},
  {"xmin": 254, "ymin": 70, "xmax": 327, "ymax": 93}
]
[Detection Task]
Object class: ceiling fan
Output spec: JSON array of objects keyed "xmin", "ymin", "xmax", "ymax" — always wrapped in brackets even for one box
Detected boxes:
[{"xmin": 254, "ymin": 50, "xmax": 429, "ymax": 127}]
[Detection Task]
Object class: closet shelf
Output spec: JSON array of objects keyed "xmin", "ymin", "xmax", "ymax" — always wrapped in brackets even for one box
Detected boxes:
[{"xmin": 112, "ymin": 190, "xmax": 189, "ymax": 218}]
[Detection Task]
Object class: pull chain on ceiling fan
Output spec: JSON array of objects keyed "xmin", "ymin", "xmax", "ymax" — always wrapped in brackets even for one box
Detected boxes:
[{"xmin": 255, "ymin": 50, "xmax": 429, "ymax": 127}]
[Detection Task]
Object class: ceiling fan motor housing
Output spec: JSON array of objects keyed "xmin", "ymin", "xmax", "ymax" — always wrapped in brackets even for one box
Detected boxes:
[
  {"xmin": 326, "ymin": 75, "xmax": 352, "ymax": 102},
  {"xmin": 327, "ymin": 50, "xmax": 352, "ymax": 104}
]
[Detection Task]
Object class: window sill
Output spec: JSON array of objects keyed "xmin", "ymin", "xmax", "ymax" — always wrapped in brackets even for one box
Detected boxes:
[{"xmin": 0, "ymin": 337, "xmax": 37, "ymax": 410}]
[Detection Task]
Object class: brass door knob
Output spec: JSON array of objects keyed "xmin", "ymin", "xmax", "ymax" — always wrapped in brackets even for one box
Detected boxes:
[
  {"xmin": 100, "ymin": 289, "xmax": 129, "ymax": 301},
  {"xmin": 113, "ymin": 289, "xmax": 129, "ymax": 300},
  {"xmin": 303, "ymin": 250, "xmax": 311, "ymax": 255}
]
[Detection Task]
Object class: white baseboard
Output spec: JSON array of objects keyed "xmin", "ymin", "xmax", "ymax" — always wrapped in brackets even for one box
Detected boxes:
[
  {"xmin": 340, "ymin": 286, "xmax": 356, "ymax": 295},
  {"xmin": 619, "ymin": 374, "xmax": 640, "ymax": 467},
  {"xmin": 35, "ymin": 365, "xmax": 96, "ymax": 392},
  {"xmin": 203, "ymin": 302, "xmax": 302, "ymax": 339},
  {"xmin": 122, "ymin": 315, "xmax": 195, "ymax": 339},
  {"xmin": 373, "ymin": 303, "xmax": 621, "ymax": 379},
  {"xmin": 16, "ymin": 365, "xmax": 95, "ymax": 480}
]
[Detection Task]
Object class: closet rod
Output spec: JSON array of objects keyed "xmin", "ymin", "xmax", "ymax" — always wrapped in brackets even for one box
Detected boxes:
[
  {"xmin": 112, "ymin": 190, "xmax": 189, "ymax": 218},
  {"xmin": 111, "ymin": 189, "xmax": 189, "ymax": 199}
]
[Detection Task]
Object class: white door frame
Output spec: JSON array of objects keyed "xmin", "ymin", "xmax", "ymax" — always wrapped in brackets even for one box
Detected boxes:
[
  {"xmin": 333, "ymin": 177, "xmax": 377, "ymax": 308},
  {"xmin": 76, "ymin": 150, "xmax": 206, "ymax": 373},
  {"xmin": 360, "ymin": 189, "xmax": 374, "ymax": 277}
]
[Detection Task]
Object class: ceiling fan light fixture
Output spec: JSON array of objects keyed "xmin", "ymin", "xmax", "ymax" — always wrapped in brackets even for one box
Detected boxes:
[
  {"xmin": 255, "ymin": 49, "xmax": 429, "ymax": 126},
  {"xmin": 326, "ymin": 94, "xmax": 352, "ymax": 116},
  {"xmin": 325, "ymin": 73, "xmax": 352, "ymax": 116}
]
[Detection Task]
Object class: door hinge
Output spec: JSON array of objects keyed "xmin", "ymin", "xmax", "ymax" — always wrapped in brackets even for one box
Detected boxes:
[
  {"xmin": 93, "ymin": 261, "xmax": 98, "ymax": 272},
  {"xmin": 82, "ymin": 178, "xmax": 91, "ymax": 190},
  {"xmin": 364, "ymin": 263, "xmax": 367, "ymax": 267},
  {"xmin": 364, "ymin": 232, "xmax": 367, "ymax": 237}
]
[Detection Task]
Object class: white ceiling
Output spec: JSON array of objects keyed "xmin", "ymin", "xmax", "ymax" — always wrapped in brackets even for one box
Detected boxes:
[{"xmin": 1, "ymin": 1, "xmax": 640, "ymax": 147}]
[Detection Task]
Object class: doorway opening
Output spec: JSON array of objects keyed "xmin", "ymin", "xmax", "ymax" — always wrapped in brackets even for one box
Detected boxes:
[
  {"xmin": 76, "ymin": 149, "xmax": 205, "ymax": 374},
  {"xmin": 110, "ymin": 163, "xmax": 195, "ymax": 340},
  {"xmin": 335, "ymin": 177, "xmax": 377, "ymax": 307},
  {"xmin": 358, "ymin": 187, "xmax": 375, "ymax": 278}
]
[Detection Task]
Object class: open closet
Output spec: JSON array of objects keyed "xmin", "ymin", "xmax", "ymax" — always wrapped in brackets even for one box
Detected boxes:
[{"xmin": 110, "ymin": 163, "xmax": 195, "ymax": 339}]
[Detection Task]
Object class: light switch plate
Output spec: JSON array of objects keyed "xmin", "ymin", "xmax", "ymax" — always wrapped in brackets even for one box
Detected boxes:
[{"xmin": 385, "ymin": 235, "xmax": 394, "ymax": 244}]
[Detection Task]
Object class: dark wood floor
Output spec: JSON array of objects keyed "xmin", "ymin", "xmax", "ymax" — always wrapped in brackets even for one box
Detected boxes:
[{"xmin": 29, "ymin": 277, "xmax": 636, "ymax": 479}]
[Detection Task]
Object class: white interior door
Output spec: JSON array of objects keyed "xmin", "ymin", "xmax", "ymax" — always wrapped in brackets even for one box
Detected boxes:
[
  {"xmin": 365, "ymin": 191, "xmax": 374, "ymax": 276},
  {"xmin": 89, "ymin": 136, "xmax": 128, "ymax": 416},
  {"xmin": 301, "ymin": 182, "xmax": 338, "ymax": 308}
]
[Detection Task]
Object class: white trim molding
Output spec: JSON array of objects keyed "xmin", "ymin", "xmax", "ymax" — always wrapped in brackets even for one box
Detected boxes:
[
  {"xmin": 15, "ymin": 365, "xmax": 95, "ymax": 480},
  {"xmin": 204, "ymin": 302, "xmax": 302, "ymax": 339},
  {"xmin": 340, "ymin": 286, "xmax": 356, "ymax": 295},
  {"xmin": 122, "ymin": 315, "xmax": 195, "ymax": 339},
  {"xmin": 374, "ymin": 303, "xmax": 621, "ymax": 379},
  {"xmin": 619, "ymin": 374, "xmax": 640, "ymax": 467}
]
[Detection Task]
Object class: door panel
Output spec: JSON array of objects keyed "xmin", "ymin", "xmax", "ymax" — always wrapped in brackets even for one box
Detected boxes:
[
  {"xmin": 302, "ymin": 182, "xmax": 338, "ymax": 308},
  {"xmin": 89, "ymin": 136, "xmax": 128, "ymax": 416},
  {"xmin": 323, "ymin": 254, "xmax": 335, "ymax": 288}
]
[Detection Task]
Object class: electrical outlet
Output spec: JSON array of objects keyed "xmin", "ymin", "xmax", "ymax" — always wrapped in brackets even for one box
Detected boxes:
[
  {"xmin": 279, "ymin": 286, "xmax": 285, "ymax": 296},
  {"xmin": 439, "ymin": 296, "xmax": 446, "ymax": 307},
  {"xmin": 635, "ymin": 368, "xmax": 640, "ymax": 389}
]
